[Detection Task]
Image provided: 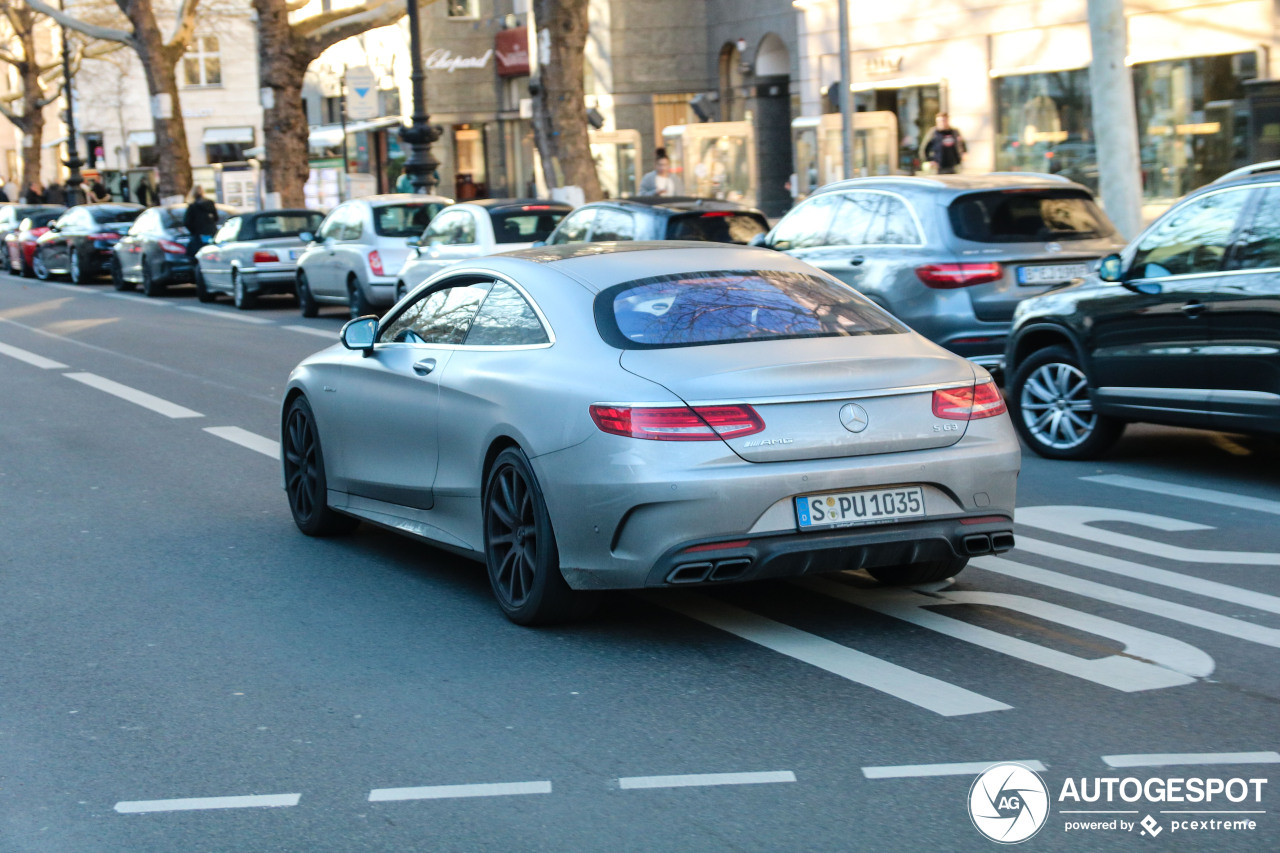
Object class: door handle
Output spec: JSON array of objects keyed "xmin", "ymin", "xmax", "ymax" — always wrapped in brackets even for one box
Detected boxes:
[
  {"xmin": 1180, "ymin": 301, "xmax": 1206, "ymax": 318},
  {"xmin": 412, "ymin": 358, "xmax": 437, "ymax": 375},
  {"xmin": 849, "ymin": 256, "xmax": 865, "ymax": 266}
]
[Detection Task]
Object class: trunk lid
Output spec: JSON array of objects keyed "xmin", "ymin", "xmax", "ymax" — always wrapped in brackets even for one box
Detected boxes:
[{"xmin": 619, "ymin": 335, "xmax": 976, "ymax": 462}]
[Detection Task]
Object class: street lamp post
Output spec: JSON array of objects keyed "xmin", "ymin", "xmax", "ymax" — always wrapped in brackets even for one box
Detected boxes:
[
  {"xmin": 59, "ymin": 0, "xmax": 84, "ymax": 205},
  {"xmin": 399, "ymin": 0, "xmax": 440, "ymax": 194}
]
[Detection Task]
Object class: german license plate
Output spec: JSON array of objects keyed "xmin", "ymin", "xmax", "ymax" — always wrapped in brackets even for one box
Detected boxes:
[
  {"xmin": 795, "ymin": 486, "xmax": 926, "ymax": 530},
  {"xmin": 1017, "ymin": 263, "xmax": 1091, "ymax": 285}
]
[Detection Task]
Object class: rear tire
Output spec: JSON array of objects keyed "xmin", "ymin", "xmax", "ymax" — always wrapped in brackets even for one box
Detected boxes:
[
  {"xmin": 32, "ymin": 248, "xmax": 51, "ymax": 281},
  {"xmin": 297, "ymin": 271, "xmax": 318, "ymax": 318},
  {"xmin": 111, "ymin": 257, "xmax": 133, "ymax": 291},
  {"xmin": 1007, "ymin": 345, "xmax": 1123, "ymax": 460},
  {"xmin": 69, "ymin": 249, "xmax": 86, "ymax": 284},
  {"xmin": 867, "ymin": 556, "xmax": 969, "ymax": 586},
  {"xmin": 232, "ymin": 271, "xmax": 257, "ymax": 310},
  {"xmin": 348, "ymin": 275, "xmax": 373, "ymax": 319},
  {"xmin": 194, "ymin": 267, "xmax": 216, "ymax": 302},
  {"xmin": 142, "ymin": 262, "xmax": 165, "ymax": 297},
  {"xmin": 282, "ymin": 396, "xmax": 359, "ymax": 537}
]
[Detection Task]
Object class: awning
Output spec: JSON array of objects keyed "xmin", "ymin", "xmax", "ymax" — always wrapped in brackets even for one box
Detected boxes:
[
  {"xmin": 308, "ymin": 125, "xmax": 344, "ymax": 149},
  {"xmin": 127, "ymin": 131, "xmax": 155, "ymax": 147},
  {"xmin": 203, "ymin": 126, "xmax": 255, "ymax": 145}
]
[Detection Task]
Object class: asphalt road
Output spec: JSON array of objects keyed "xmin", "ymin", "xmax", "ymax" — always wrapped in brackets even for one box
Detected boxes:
[{"xmin": 1, "ymin": 273, "xmax": 1277, "ymax": 852}]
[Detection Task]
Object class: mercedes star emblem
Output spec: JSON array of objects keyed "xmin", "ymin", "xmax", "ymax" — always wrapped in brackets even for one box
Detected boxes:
[{"xmin": 839, "ymin": 403, "xmax": 869, "ymax": 433}]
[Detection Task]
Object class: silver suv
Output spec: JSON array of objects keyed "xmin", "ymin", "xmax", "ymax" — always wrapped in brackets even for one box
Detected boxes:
[
  {"xmin": 756, "ymin": 174, "xmax": 1125, "ymax": 371},
  {"xmin": 295, "ymin": 194, "xmax": 452, "ymax": 318}
]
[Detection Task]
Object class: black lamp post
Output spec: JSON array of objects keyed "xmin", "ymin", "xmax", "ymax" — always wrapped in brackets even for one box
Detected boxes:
[
  {"xmin": 399, "ymin": 0, "xmax": 440, "ymax": 194},
  {"xmin": 58, "ymin": 0, "xmax": 83, "ymax": 205}
]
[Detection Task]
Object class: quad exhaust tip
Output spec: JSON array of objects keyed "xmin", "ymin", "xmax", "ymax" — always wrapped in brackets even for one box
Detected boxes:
[
  {"xmin": 963, "ymin": 531, "xmax": 1016, "ymax": 556},
  {"xmin": 667, "ymin": 557, "xmax": 754, "ymax": 585}
]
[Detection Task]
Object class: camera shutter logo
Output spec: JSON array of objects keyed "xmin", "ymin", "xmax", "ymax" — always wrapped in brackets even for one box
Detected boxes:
[{"xmin": 968, "ymin": 763, "xmax": 1050, "ymax": 844}]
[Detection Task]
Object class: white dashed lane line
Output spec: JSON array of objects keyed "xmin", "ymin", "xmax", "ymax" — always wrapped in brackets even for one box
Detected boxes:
[
  {"xmin": 617, "ymin": 771, "xmax": 796, "ymax": 790},
  {"xmin": 1102, "ymin": 752, "xmax": 1280, "ymax": 769},
  {"xmin": 178, "ymin": 305, "xmax": 274, "ymax": 324},
  {"xmin": 63, "ymin": 372, "xmax": 203, "ymax": 419},
  {"xmin": 1083, "ymin": 474, "xmax": 1280, "ymax": 516},
  {"xmin": 862, "ymin": 761, "xmax": 1046, "ymax": 779},
  {"xmin": 0, "ymin": 340, "xmax": 67, "ymax": 369},
  {"xmin": 98, "ymin": 292, "xmax": 174, "ymax": 305},
  {"xmin": 368, "ymin": 781, "xmax": 552, "ymax": 802},
  {"xmin": 203, "ymin": 426, "xmax": 280, "ymax": 459},
  {"xmin": 115, "ymin": 793, "xmax": 300, "ymax": 814}
]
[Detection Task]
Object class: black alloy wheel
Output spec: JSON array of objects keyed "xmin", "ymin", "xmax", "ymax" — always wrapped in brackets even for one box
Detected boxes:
[
  {"xmin": 282, "ymin": 396, "xmax": 358, "ymax": 537},
  {"xmin": 232, "ymin": 271, "xmax": 257, "ymax": 310},
  {"xmin": 141, "ymin": 260, "xmax": 165, "ymax": 297},
  {"xmin": 483, "ymin": 447, "xmax": 596, "ymax": 625},
  {"xmin": 194, "ymin": 267, "xmax": 216, "ymax": 302},
  {"xmin": 1008, "ymin": 345, "xmax": 1124, "ymax": 460},
  {"xmin": 867, "ymin": 556, "xmax": 969, "ymax": 586},
  {"xmin": 348, "ymin": 275, "xmax": 373, "ymax": 320},
  {"xmin": 32, "ymin": 248, "xmax": 51, "ymax": 281},
  {"xmin": 111, "ymin": 257, "xmax": 133, "ymax": 291},
  {"xmin": 297, "ymin": 271, "xmax": 318, "ymax": 318}
]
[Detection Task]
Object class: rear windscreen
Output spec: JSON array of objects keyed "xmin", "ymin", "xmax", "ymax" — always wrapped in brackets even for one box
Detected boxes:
[
  {"xmin": 91, "ymin": 206, "xmax": 142, "ymax": 224},
  {"xmin": 374, "ymin": 203, "xmax": 447, "ymax": 237},
  {"xmin": 949, "ymin": 190, "xmax": 1114, "ymax": 243},
  {"xmin": 664, "ymin": 212, "xmax": 768, "ymax": 244},
  {"xmin": 596, "ymin": 269, "xmax": 906, "ymax": 350},
  {"xmin": 491, "ymin": 211, "xmax": 566, "ymax": 243},
  {"xmin": 249, "ymin": 212, "xmax": 324, "ymax": 239}
]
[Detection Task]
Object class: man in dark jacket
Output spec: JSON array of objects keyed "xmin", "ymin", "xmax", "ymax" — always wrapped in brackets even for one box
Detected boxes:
[
  {"xmin": 183, "ymin": 185, "xmax": 218, "ymax": 259},
  {"xmin": 921, "ymin": 112, "xmax": 967, "ymax": 175}
]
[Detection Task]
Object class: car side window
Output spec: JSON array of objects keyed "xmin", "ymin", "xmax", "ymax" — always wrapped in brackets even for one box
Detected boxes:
[
  {"xmin": 464, "ymin": 281, "xmax": 550, "ymax": 346},
  {"xmin": 1229, "ymin": 185, "xmax": 1280, "ymax": 270},
  {"xmin": 421, "ymin": 210, "xmax": 456, "ymax": 245},
  {"xmin": 769, "ymin": 193, "xmax": 839, "ymax": 249},
  {"xmin": 340, "ymin": 206, "xmax": 365, "ymax": 241},
  {"xmin": 446, "ymin": 211, "xmax": 477, "ymax": 245},
  {"xmin": 317, "ymin": 207, "xmax": 345, "ymax": 240},
  {"xmin": 550, "ymin": 208, "xmax": 595, "ymax": 244},
  {"xmin": 590, "ymin": 208, "xmax": 637, "ymax": 241},
  {"xmin": 828, "ymin": 192, "xmax": 920, "ymax": 246},
  {"xmin": 378, "ymin": 281, "xmax": 490, "ymax": 345},
  {"xmin": 214, "ymin": 218, "xmax": 241, "ymax": 244},
  {"xmin": 1129, "ymin": 188, "xmax": 1250, "ymax": 278}
]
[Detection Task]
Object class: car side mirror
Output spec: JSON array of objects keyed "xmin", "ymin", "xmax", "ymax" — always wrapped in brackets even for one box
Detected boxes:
[
  {"xmin": 341, "ymin": 316, "xmax": 378, "ymax": 355},
  {"xmin": 748, "ymin": 232, "xmax": 769, "ymax": 249},
  {"xmin": 48, "ymin": 222, "xmax": 60, "ymax": 232},
  {"xmin": 299, "ymin": 231, "xmax": 313, "ymax": 243},
  {"xmin": 406, "ymin": 237, "xmax": 421, "ymax": 248},
  {"xmin": 532, "ymin": 239, "xmax": 546, "ymax": 248},
  {"xmin": 1098, "ymin": 253, "xmax": 1124, "ymax": 282}
]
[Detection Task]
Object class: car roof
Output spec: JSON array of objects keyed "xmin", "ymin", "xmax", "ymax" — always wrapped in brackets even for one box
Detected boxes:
[
  {"xmin": 353, "ymin": 193, "xmax": 454, "ymax": 206},
  {"xmin": 243, "ymin": 208, "xmax": 322, "ymax": 218},
  {"xmin": 459, "ymin": 198, "xmax": 572, "ymax": 213},
  {"xmin": 577, "ymin": 197, "xmax": 765, "ymax": 215},
  {"xmin": 815, "ymin": 173, "xmax": 1090, "ymax": 195}
]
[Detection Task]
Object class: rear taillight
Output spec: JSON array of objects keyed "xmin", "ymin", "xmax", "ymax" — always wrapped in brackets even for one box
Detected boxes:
[
  {"xmin": 933, "ymin": 381, "xmax": 1007, "ymax": 420},
  {"xmin": 915, "ymin": 263, "xmax": 1003, "ymax": 288},
  {"xmin": 253, "ymin": 250, "xmax": 279, "ymax": 263},
  {"xmin": 368, "ymin": 250, "xmax": 384, "ymax": 275},
  {"xmin": 699, "ymin": 211, "xmax": 735, "ymax": 218},
  {"xmin": 159, "ymin": 239, "xmax": 186, "ymax": 254},
  {"xmin": 589, "ymin": 404, "xmax": 765, "ymax": 441}
]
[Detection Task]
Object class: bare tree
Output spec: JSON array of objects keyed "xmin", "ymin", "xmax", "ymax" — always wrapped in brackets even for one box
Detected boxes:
[
  {"xmin": 253, "ymin": 0, "xmax": 415, "ymax": 208},
  {"xmin": 531, "ymin": 0, "xmax": 601, "ymax": 201},
  {"xmin": 27, "ymin": 0, "xmax": 203, "ymax": 199}
]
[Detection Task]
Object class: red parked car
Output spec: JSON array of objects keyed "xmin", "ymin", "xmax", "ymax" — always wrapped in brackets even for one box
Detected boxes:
[{"xmin": 6, "ymin": 208, "xmax": 67, "ymax": 277}]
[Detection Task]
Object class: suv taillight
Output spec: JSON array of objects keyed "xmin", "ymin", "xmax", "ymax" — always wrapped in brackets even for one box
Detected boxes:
[
  {"xmin": 253, "ymin": 250, "xmax": 279, "ymax": 263},
  {"xmin": 368, "ymin": 250, "xmax": 384, "ymax": 276},
  {"xmin": 916, "ymin": 263, "xmax": 1003, "ymax": 288},
  {"xmin": 589, "ymin": 404, "xmax": 765, "ymax": 441},
  {"xmin": 158, "ymin": 239, "xmax": 186, "ymax": 254},
  {"xmin": 933, "ymin": 381, "xmax": 1007, "ymax": 420}
]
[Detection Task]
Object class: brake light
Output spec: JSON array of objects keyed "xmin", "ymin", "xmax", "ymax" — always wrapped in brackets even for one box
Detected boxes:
[
  {"xmin": 253, "ymin": 250, "xmax": 279, "ymax": 263},
  {"xmin": 522, "ymin": 204, "xmax": 552, "ymax": 211},
  {"xmin": 932, "ymin": 381, "xmax": 1007, "ymax": 420},
  {"xmin": 699, "ymin": 211, "xmax": 736, "ymax": 218},
  {"xmin": 915, "ymin": 263, "xmax": 1003, "ymax": 288},
  {"xmin": 589, "ymin": 404, "xmax": 765, "ymax": 441},
  {"xmin": 368, "ymin": 250, "xmax": 384, "ymax": 275},
  {"xmin": 159, "ymin": 239, "xmax": 186, "ymax": 254}
]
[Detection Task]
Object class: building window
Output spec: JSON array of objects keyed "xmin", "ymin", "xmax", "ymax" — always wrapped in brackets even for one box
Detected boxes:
[
  {"xmin": 994, "ymin": 69, "xmax": 1095, "ymax": 192},
  {"xmin": 448, "ymin": 0, "xmax": 477, "ymax": 17},
  {"xmin": 138, "ymin": 145, "xmax": 159, "ymax": 168},
  {"xmin": 183, "ymin": 36, "xmax": 222, "ymax": 88},
  {"xmin": 323, "ymin": 96, "xmax": 342, "ymax": 125},
  {"xmin": 380, "ymin": 87, "xmax": 401, "ymax": 118}
]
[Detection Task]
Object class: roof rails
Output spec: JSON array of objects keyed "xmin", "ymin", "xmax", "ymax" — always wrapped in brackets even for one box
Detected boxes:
[{"xmin": 1213, "ymin": 161, "xmax": 1280, "ymax": 183}]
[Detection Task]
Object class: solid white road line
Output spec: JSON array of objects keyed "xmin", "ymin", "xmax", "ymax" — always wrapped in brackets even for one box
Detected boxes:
[
  {"xmin": 283, "ymin": 324, "xmax": 340, "ymax": 339},
  {"xmin": 862, "ymin": 761, "xmax": 1046, "ymax": 779},
  {"xmin": 114, "ymin": 793, "xmax": 300, "ymax": 814},
  {"xmin": 64, "ymin": 372, "xmax": 203, "ymax": 419},
  {"xmin": 618, "ymin": 771, "xmax": 796, "ymax": 790},
  {"xmin": 972, "ymin": 556, "xmax": 1280, "ymax": 649},
  {"xmin": 99, "ymin": 292, "xmax": 173, "ymax": 305},
  {"xmin": 0, "ymin": 340, "xmax": 67, "ymax": 369},
  {"xmin": 1083, "ymin": 474, "xmax": 1280, "ymax": 517},
  {"xmin": 368, "ymin": 781, "xmax": 551, "ymax": 802},
  {"xmin": 1103, "ymin": 752, "xmax": 1280, "ymax": 769},
  {"xmin": 178, "ymin": 305, "xmax": 273, "ymax": 324},
  {"xmin": 643, "ymin": 591, "xmax": 1011, "ymax": 716},
  {"xmin": 1018, "ymin": 506, "xmax": 1280, "ymax": 565},
  {"xmin": 1015, "ymin": 536, "xmax": 1280, "ymax": 617},
  {"xmin": 203, "ymin": 426, "xmax": 280, "ymax": 459}
]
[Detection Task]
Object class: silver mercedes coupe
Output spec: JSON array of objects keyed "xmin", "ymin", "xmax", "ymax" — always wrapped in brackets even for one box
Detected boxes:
[{"xmin": 281, "ymin": 243, "xmax": 1020, "ymax": 624}]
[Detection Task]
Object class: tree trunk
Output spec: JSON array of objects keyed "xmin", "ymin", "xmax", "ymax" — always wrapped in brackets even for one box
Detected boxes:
[
  {"xmin": 255, "ymin": 0, "xmax": 311, "ymax": 207},
  {"xmin": 531, "ymin": 0, "xmax": 601, "ymax": 201},
  {"xmin": 126, "ymin": 0, "xmax": 192, "ymax": 200},
  {"xmin": 17, "ymin": 25, "xmax": 44, "ymax": 192}
]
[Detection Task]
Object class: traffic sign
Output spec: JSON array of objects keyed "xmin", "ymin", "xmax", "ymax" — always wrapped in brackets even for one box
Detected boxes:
[{"xmin": 344, "ymin": 67, "xmax": 379, "ymax": 121}]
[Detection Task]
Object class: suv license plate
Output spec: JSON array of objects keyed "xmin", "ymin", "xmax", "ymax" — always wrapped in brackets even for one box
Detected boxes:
[
  {"xmin": 1018, "ymin": 263, "xmax": 1091, "ymax": 285},
  {"xmin": 795, "ymin": 486, "xmax": 926, "ymax": 530}
]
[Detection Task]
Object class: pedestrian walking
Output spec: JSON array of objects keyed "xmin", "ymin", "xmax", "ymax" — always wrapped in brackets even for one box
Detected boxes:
[
  {"xmin": 22, "ymin": 181, "xmax": 43, "ymax": 203},
  {"xmin": 87, "ymin": 179, "xmax": 111, "ymax": 203},
  {"xmin": 44, "ymin": 182, "xmax": 65, "ymax": 205},
  {"xmin": 921, "ymin": 112, "xmax": 966, "ymax": 175},
  {"xmin": 135, "ymin": 178, "xmax": 155, "ymax": 207},
  {"xmin": 639, "ymin": 149, "xmax": 683, "ymax": 197},
  {"xmin": 183, "ymin": 185, "xmax": 218, "ymax": 260},
  {"xmin": 395, "ymin": 167, "xmax": 414, "ymax": 193},
  {"xmin": 0, "ymin": 178, "xmax": 10, "ymax": 202}
]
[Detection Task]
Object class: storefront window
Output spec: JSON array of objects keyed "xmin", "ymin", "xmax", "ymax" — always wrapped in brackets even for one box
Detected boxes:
[
  {"xmin": 853, "ymin": 85, "xmax": 940, "ymax": 174},
  {"xmin": 1134, "ymin": 52, "xmax": 1256, "ymax": 201},
  {"xmin": 994, "ymin": 69, "xmax": 1095, "ymax": 191},
  {"xmin": 454, "ymin": 125, "xmax": 487, "ymax": 200}
]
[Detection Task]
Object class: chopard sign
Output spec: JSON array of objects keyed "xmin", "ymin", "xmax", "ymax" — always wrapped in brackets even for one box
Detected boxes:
[{"xmin": 425, "ymin": 49, "xmax": 493, "ymax": 72}]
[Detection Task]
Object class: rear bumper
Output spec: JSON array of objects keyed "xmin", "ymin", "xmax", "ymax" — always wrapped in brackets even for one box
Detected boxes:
[{"xmin": 242, "ymin": 265, "xmax": 298, "ymax": 295}]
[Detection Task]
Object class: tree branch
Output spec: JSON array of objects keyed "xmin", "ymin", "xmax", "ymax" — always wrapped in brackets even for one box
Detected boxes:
[
  {"xmin": 284, "ymin": 0, "xmax": 309, "ymax": 11},
  {"xmin": 298, "ymin": 0, "xmax": 407, "ymax": 56},
  {"xmin": 35, "ymin": 85, "xmax": 63, "ymax": 109},
  {"xmin": 0, "ymin": 48, "xmax": 21, "ymax": 66},
  {"xmin": 0, "ymin": 101, "xmax": 28, "ymax": 130},
  {"xmin": 167, "ymin": 0, "xmax": 200, "ymax": 53},
  {"xmin": 22, "ymin": 0, "xmax": 136, "ymax": 45}
]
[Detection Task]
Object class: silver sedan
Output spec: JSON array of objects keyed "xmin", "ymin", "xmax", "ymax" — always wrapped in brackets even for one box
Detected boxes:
[
  {"xmin": 195, "ymin": 209, "xmax": 325, "ymax": 309},
  {"xmin": 280, "ymin": 243, "xmax": 1020, "ymax": 624}
]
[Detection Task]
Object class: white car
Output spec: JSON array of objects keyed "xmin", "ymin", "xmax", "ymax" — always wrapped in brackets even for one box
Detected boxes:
[
  {"xmin": 295, "ymin": 194, "xmax": 452, "ymax": 318},
  {"xmin": 394, "ymin": 199, "xmax": 571, "ymax": 300}
]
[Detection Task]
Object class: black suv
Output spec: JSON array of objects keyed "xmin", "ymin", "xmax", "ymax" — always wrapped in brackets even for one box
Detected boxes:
[
  {"xmin": 543, "ymin": 197, "xmax": 768, "ymax": 246},
  {"xmin": 1005, "ymin": 162, "xmax": 1280, "ymax": 459}
]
